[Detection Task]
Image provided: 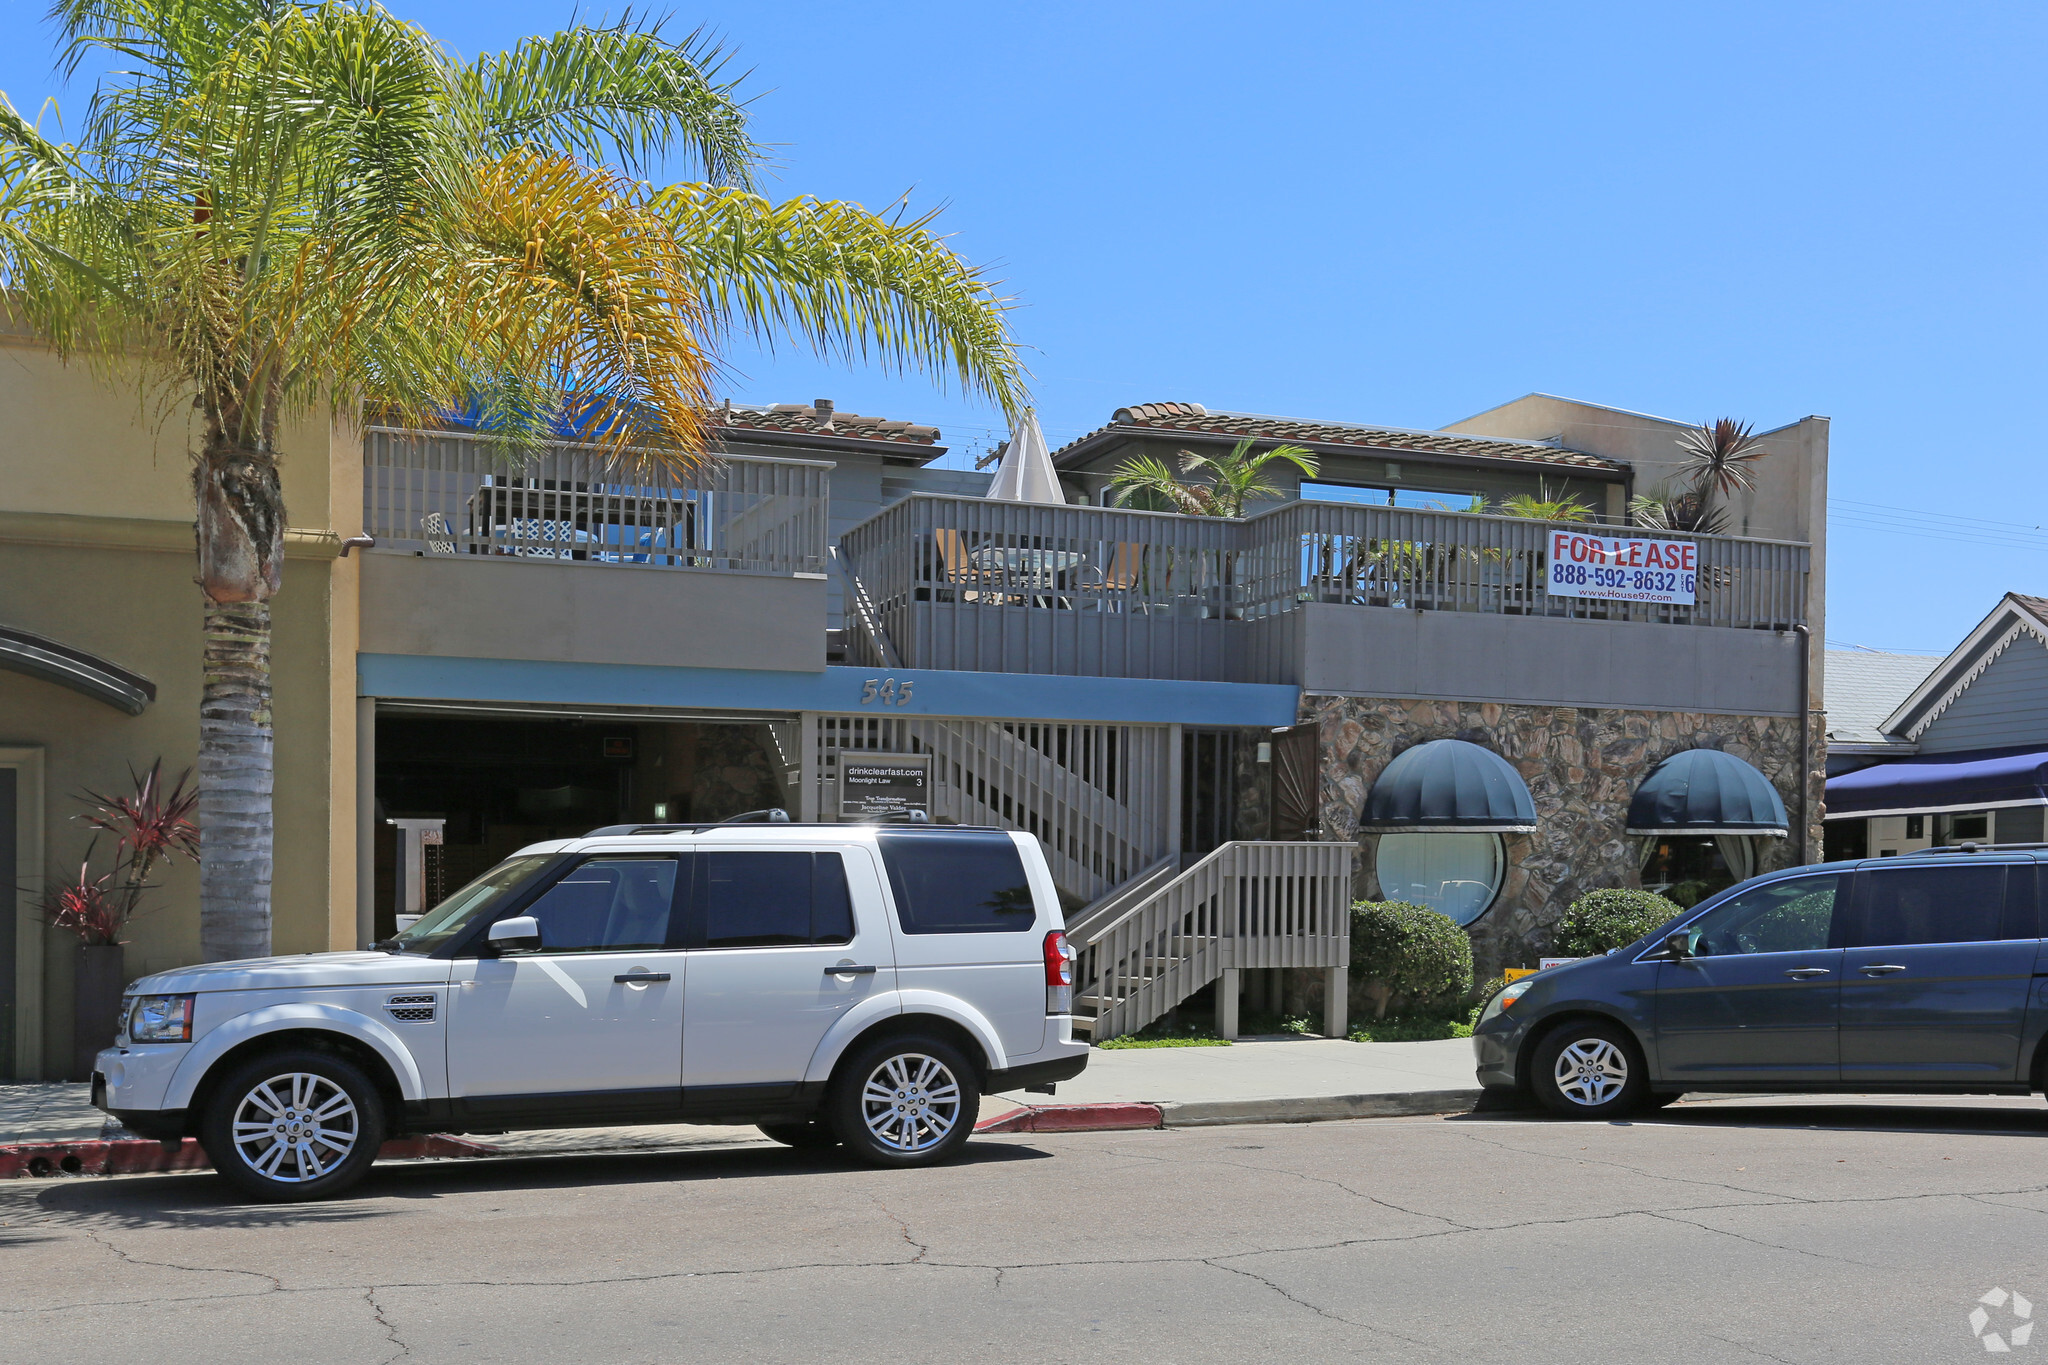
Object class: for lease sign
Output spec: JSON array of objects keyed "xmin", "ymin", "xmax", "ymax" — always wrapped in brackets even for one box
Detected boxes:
[{"xmin": 1547, "ymin": 531, "xmax": 1697, "ymax": 606}]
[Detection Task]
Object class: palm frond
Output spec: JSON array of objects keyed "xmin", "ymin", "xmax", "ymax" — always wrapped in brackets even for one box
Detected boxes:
[
  {"xmin": 462, "ymin": 19, "xmax": 757, "ymax": 187},
  {"xmin": 1676, "ymin": 417, "xmax": 1767, "ymax": 500},
  {"xmin": 651, "ymin": 185, "xmax": 1026, "ymax": 416}
]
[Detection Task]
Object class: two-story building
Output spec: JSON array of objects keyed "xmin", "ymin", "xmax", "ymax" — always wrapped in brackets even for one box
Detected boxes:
[{"xmin": 0, "ymin": 360, "xmax": 1829, "ymax": 1077}]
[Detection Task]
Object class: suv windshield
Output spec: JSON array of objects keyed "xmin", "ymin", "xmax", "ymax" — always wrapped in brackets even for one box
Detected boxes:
[{"xmin": 388, "ymin": 855, "xmax": 553, "ymax": 953}]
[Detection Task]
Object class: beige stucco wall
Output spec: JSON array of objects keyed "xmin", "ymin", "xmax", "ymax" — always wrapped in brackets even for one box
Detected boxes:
[{"xmin": 0, "ymin": 332, "xmax": 355, "ymax": 1078}]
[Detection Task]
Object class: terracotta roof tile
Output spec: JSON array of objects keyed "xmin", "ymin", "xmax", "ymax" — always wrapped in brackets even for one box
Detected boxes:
[
  {"xmin": 712, "ymin": 401, "xmax": 941, "ymax": 446},
  {"xmin": 1055, "ymin": 401, "xmax": 1624, "ymax": 472}
]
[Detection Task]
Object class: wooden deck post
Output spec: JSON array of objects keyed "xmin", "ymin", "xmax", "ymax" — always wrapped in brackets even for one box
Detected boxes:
[
  {"xmin": 1218, "ymin": 968, "xmax": 1241, "ymax": 1040},
  {"xmin": 1324, "ymin": 965, "xmax": 1348, "ymax": 1038}
]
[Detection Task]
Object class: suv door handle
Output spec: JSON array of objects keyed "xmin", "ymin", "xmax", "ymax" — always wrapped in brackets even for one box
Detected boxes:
[
  {"xmin": 614, "ymin": 972, "xmax": 671, "ymax": 984},
  {"xmin": 824, "ymin": 964, "xmax": 877, "ymax": 975},
  {"xmin": 1783, "ymin": 967, "xmax": 1832, "ymax": 978},
  {"xmin": 1858, "ymin": 964, "xmax": 1907, "ymax": 975}
]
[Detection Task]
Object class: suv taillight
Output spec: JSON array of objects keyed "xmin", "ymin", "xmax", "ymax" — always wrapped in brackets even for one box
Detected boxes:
[{"xmin": 1044, "ymin": 930, "xmax": 1075, "ymax": 1014}]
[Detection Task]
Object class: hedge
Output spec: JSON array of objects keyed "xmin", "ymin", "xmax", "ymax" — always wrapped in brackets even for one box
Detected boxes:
[
  {"xmin": 1350, "ymin": 900, "xmax": 1473, "ymax": 1020},
  {"xmin": 1553, "ymin": 888, "xmax": 1684, "ymax": 958}
]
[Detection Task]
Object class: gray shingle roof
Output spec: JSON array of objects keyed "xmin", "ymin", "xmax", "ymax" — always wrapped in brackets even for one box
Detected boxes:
[
  {"xmin": 1053, "ymin": 402, "xmax": 1625, "ymax": 473},
  {"xmin": 1825, "ymin": 649, "xmax": 1943, "ymax": 745}
]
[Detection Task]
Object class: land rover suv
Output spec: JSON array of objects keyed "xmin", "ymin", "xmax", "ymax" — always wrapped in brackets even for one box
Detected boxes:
[{"xmin": 94, "ymin": 822, "xmax": 1089, "ymax": 1201}]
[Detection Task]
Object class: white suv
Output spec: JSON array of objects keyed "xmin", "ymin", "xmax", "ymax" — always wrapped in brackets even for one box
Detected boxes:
[{"xmin": 94, "ymin": 822, "xmax": 1089, "ymax": 1201}]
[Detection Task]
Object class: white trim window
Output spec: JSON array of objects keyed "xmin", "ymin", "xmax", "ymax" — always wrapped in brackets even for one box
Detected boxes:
[{"xmin": 1375, "ymin": 832, "xmax": 1504, "ymax": 926}]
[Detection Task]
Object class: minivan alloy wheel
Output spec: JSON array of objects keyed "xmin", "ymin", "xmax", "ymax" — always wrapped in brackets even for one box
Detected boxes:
[
  {"xmin": 230, "ymin": 1072, "xmax": 361, "ymax": 1181},
  {"xmin": 1552, "ymin": 1039, "xmax": 1629, "ymax": 1107},
  {"xmin": 860, "ymin": 1052, "xmax": 962, "ymax": 1153}
]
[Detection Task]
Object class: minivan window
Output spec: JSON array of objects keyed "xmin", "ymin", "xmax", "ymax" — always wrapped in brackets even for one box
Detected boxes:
[
  {"xmin": 520, "ymin": 856, "xmax": 678, "ymax": 952},
  {"xmin": 702, "ymin": 851, "xmax": 855, "ymax": 948},
  {"xmin": 1686, "ymin": 874, "xmax": 1842, "ymax": 957},
  {"xmin": 877, "ymin": 830, "xmax": 1034, "ymax": 934},
  {"xmin": 1850, "ymin": 864, "xmax": 2010, "ymax": 948}
]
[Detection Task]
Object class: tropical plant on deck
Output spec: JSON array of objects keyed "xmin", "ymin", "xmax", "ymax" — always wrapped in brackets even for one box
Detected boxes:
[
  {"xmin": 0, "ymin": 2, "xmax": 1022, "ymax": 960},
  {"xmin": 1633, "ymin": 418, "xmax": 1769, "ymax": 536},
  {"xmin": 1106, "ymin": 438, "xmax": 1318, "ymax": 517}
]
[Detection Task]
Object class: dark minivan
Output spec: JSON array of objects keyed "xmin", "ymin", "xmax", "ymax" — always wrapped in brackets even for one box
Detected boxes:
[{"xmin": 1474, "ymin": 847, "xmax": 2048, "ymax": 1117}]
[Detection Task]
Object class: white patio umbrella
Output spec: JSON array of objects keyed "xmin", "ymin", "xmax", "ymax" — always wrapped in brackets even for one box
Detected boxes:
[{"xmin": 985, "ymin": 408, "xmax": 1065, "ymax": 504}]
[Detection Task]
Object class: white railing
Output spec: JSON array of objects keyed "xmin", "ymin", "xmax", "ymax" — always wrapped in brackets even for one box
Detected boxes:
[
  {"xmin": 363, "ymin": 427, "xmax": 831, "ymax": 576},
  {"xmin": 1073, "ymin": 841, "xmax": 1353, "ymax": 1042}
]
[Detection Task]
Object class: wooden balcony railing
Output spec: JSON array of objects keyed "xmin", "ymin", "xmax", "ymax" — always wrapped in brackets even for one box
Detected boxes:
[{"xmin": 362, "ymin": 427, "xmax": 831, "ymax": 576}]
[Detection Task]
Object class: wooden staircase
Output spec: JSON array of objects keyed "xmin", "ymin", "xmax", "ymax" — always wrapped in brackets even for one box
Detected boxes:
[{"xmin": 1067, "ymin": 841, "xmax": 1354, "ymax": 1043}]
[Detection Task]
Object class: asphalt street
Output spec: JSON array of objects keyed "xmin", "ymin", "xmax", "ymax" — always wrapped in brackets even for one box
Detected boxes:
[{"xmin": 7, "ymin": 1096, "xmax": 2048, "ymax": 1364}]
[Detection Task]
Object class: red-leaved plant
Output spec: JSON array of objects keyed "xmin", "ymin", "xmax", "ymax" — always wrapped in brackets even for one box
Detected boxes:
[{"xmin": 42, "ymin": 761, "xmax": 200, "ymax": 946}]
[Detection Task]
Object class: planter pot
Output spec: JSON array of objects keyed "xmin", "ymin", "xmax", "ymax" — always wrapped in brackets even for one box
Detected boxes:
[{"xmin": 72, "ymin": 943, "xmax": 126, "ymax": 1081}]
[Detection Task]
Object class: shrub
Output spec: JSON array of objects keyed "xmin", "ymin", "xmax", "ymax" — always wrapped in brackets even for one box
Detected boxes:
[
  {"xmin": 1350, "ymin": 900, "xmax": 1473, "ymax": 1020},
  {"xmin": 1553, "ymin": 888, "xmax": 1684, "ymax": 957}
]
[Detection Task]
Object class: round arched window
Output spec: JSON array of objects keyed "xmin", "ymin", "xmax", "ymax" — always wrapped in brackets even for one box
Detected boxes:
[{"xmin": 1375, "ymin": 832, "xmax": 1505, "ymax": 926}]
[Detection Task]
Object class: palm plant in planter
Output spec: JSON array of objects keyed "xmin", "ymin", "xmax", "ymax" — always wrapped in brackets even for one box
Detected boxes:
[
  {"xmin": 42, "ymin": 762, "xmax": 199, "ymax": 1078},
  {"xmin": 1106, "ymin": 439, "xmax": 1317, "ymax": 616}
]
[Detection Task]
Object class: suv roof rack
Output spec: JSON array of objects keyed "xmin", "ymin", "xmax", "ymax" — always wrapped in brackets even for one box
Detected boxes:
[
  {"xmin": 581, "ymin": 810, "xmax": 963, "ymax": 837},
  {"xmin": 1923, "ymin": 842, "xmax": 2048, "ymax": 855}
]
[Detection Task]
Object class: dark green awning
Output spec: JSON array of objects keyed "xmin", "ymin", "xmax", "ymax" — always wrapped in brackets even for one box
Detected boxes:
[
  {"xmin": 1361, "ymin": 739, "xmax": 1536, "ymax": 833},
  {"xmin": 1627, "ymin": 749, "xmax": 1787, "ymax": 836}
]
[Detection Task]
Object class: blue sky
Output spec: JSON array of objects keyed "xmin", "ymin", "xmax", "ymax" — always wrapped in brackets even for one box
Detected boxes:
[{"xmin": 3, "ymin": 2, "xmax": 2042, "ymax": 654}]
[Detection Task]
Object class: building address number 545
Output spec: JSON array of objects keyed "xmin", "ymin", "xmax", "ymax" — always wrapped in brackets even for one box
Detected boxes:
[{"xmin": 859, "ymin": 677, "xmax": 915, "ymax": 707}]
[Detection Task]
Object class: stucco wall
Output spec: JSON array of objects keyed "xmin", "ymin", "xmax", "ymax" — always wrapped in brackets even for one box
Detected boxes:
[
  {"xmin": 1307, "ymin": 694, "xmax": 1824, "ymax": 976},
  {"xmin": 358, "ymin": 552, "xmax": 827, "ymax": 673}
]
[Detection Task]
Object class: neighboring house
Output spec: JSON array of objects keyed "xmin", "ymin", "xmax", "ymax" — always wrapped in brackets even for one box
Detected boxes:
[
  {"xmin": 0, "ymin": 370, "xmax": 1829, "ymax": 1076},
  {"xmin": 1825, "ymin": 594, "xmax": 2048, "ymax": 859}
]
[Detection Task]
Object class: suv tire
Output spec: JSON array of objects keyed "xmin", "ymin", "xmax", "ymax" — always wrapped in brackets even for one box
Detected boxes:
[
  {"xmin": 758, "ymin": 1121, "xmax": 839, "ymax": 1150},
  {"xmin": 1529, "ymin": 1020, "xmax": 1649, "ymax": 1120},
  {"xmin": 828, "ymin": 1033, "xmax": 980, "ymax": 1167},
  {"xmin": 199, "ymin": 1048, "xmax": 386, "ymax": 1202}
]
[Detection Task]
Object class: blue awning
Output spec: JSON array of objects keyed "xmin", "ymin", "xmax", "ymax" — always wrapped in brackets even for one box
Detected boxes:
[
  {"xmin": 1627, "ymin": 749, "xmax": 1788, "ymax": 835},
  {"xmin": 1361, "ymin": 739, "xmax": 1537, "ymax": 832},
  {"xmin": 1825, "ymin": 745, "xmax": 2048, "ymax": 818}
]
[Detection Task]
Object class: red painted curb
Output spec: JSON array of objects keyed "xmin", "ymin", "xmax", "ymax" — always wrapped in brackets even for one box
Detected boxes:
[
  {"xmin": 0, "ymin": 1133, "xmax": 499, "ymax": 1179},
  {"xmin": 976, "ymin": 1102, "xmax": 1163, "ymax": 1134}
]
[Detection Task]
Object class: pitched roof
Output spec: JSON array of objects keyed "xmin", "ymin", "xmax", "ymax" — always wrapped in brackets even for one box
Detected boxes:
[
  {"xmin": 1824, "ymin": 650, "xmax": 1942, "ymax": 745},
  {"xmin": 1052, "ymin": 402, "xmax": 1625, "ymax": 473},
  {"xmin": 713, "ymin": 402, "xmax": 941, "ymax": 447},
  {"xmin": 1885, "ymin": 593, "xmax": 2048, "ymax": 740}
]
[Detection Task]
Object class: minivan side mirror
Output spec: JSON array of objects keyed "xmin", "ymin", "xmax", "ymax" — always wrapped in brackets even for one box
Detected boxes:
[
  {"xmin": 487, "ymin": 915, "xmax": 542, "ymax": 955},
  {"xmin": 1660, "ymin": 928, "xmax": 1694, "ymax": 961}
]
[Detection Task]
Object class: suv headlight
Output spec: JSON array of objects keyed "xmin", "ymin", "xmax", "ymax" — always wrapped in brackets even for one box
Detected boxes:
[{"xmin": 124, "ymin": 994, "xmax": 195, "ymax": 1043}]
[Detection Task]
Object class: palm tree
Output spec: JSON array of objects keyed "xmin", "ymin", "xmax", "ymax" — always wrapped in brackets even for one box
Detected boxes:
[
  {"xmin": 1106, "ymin": 438, "xmax": 1318, "ymax": 517},
  {"xmin": 0, "ymin": 2, "xmax": 1022, "ymax": 960}
]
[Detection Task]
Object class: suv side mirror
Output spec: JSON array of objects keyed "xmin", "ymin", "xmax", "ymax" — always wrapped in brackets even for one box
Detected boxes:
[{"xmin": 487, "ymin": 915, "xmax": 542, "ymax": 955}]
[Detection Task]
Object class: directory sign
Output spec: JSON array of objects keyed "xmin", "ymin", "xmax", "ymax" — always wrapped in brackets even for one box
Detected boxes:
[
  {"xmin": 839, "ymin": 756, "xmax": 931, "ymax": 820},
  {"xmin": 1547, "ymin": 531, "xmax": 1697, "ymax": 606}
]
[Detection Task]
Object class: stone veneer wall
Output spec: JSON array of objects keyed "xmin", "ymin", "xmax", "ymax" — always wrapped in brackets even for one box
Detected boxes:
[{"xmin": 1306, "ymin": 696, "xmax": 1825, "ymax": 977}]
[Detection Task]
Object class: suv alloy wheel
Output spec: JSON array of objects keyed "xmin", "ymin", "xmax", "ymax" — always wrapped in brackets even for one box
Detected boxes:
[
  {"xmin": 199, "ymin": 1048, "xmax": 386, "ymax": 1201},
  {"xmin": 828, "ymin": 1033, "xmax": 980, "ymax": 1167},
  {"xmin": 1529, "ymin": 1021, "xmax": 1650, "ymax": 1119}
]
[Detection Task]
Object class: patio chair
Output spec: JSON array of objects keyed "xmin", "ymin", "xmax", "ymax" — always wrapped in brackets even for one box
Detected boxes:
[
  {"xmin": 932, "ymin": 527, "xmax": 999, "ymax": 603},
  {"xmin": 420, "ymin": 512, "xmax": 456, "ymax": 556}
]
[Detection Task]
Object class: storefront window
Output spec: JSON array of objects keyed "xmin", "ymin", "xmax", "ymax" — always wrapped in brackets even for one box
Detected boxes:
[
  {"xmin": 1640, "ymin": 836, "xmax": 1749, "ymax": 907},
  {"xmin": 1375, "ymin": 832, "xmax": 1504, "ymax": 926}
]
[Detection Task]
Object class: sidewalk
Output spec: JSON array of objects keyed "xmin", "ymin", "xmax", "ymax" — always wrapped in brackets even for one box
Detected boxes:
[{"xmin": 1, "ymin": 1036, "xmax": 1483, "ymax": 1176}]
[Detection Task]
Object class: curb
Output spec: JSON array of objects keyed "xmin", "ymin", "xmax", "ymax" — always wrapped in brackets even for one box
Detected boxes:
[
  {"xmin": 1159, "ymin": 1088, "xmax": 1484, "ymax": 1126},
  {"xmin": 0, "ymin": 1134, "xmax": 497, "ymax": 1180},
  {"xmin": 976, "ymin": 1102, "xmax": 1163, "ymax": 1134}
]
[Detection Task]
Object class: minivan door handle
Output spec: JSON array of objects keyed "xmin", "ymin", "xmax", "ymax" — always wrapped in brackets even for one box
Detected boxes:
[
  {"xmin": 824, "ymin": 964, "xmax": 878, "ymax": 976},
  {"xmin": 615, "ymin": 972, "xmax": 672, "ymax": 984},
  {"xmin": 1783, "ymin": 967, "xmax": 1832, "ymax": 979},
  {"xmin": 1858, "ymin": 964, "xmax": 1907, "ymax": 975}
]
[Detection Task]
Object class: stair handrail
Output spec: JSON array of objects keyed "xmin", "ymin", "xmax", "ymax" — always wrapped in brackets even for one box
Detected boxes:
[{"xmin": 1065, "ymin": 852, "xmax": 1182, "ymax": 944}]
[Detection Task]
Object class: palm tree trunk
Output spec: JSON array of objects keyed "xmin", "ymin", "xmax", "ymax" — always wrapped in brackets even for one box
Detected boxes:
[{"xmin": 194, "ymin": 441, "xmax": 284, "ymax": 962}]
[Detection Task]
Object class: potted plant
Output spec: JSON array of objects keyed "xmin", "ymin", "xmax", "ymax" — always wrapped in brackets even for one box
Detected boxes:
[{"xmin": 42, "ymin": 762, "xmax": 199, "ymax": 1079}]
